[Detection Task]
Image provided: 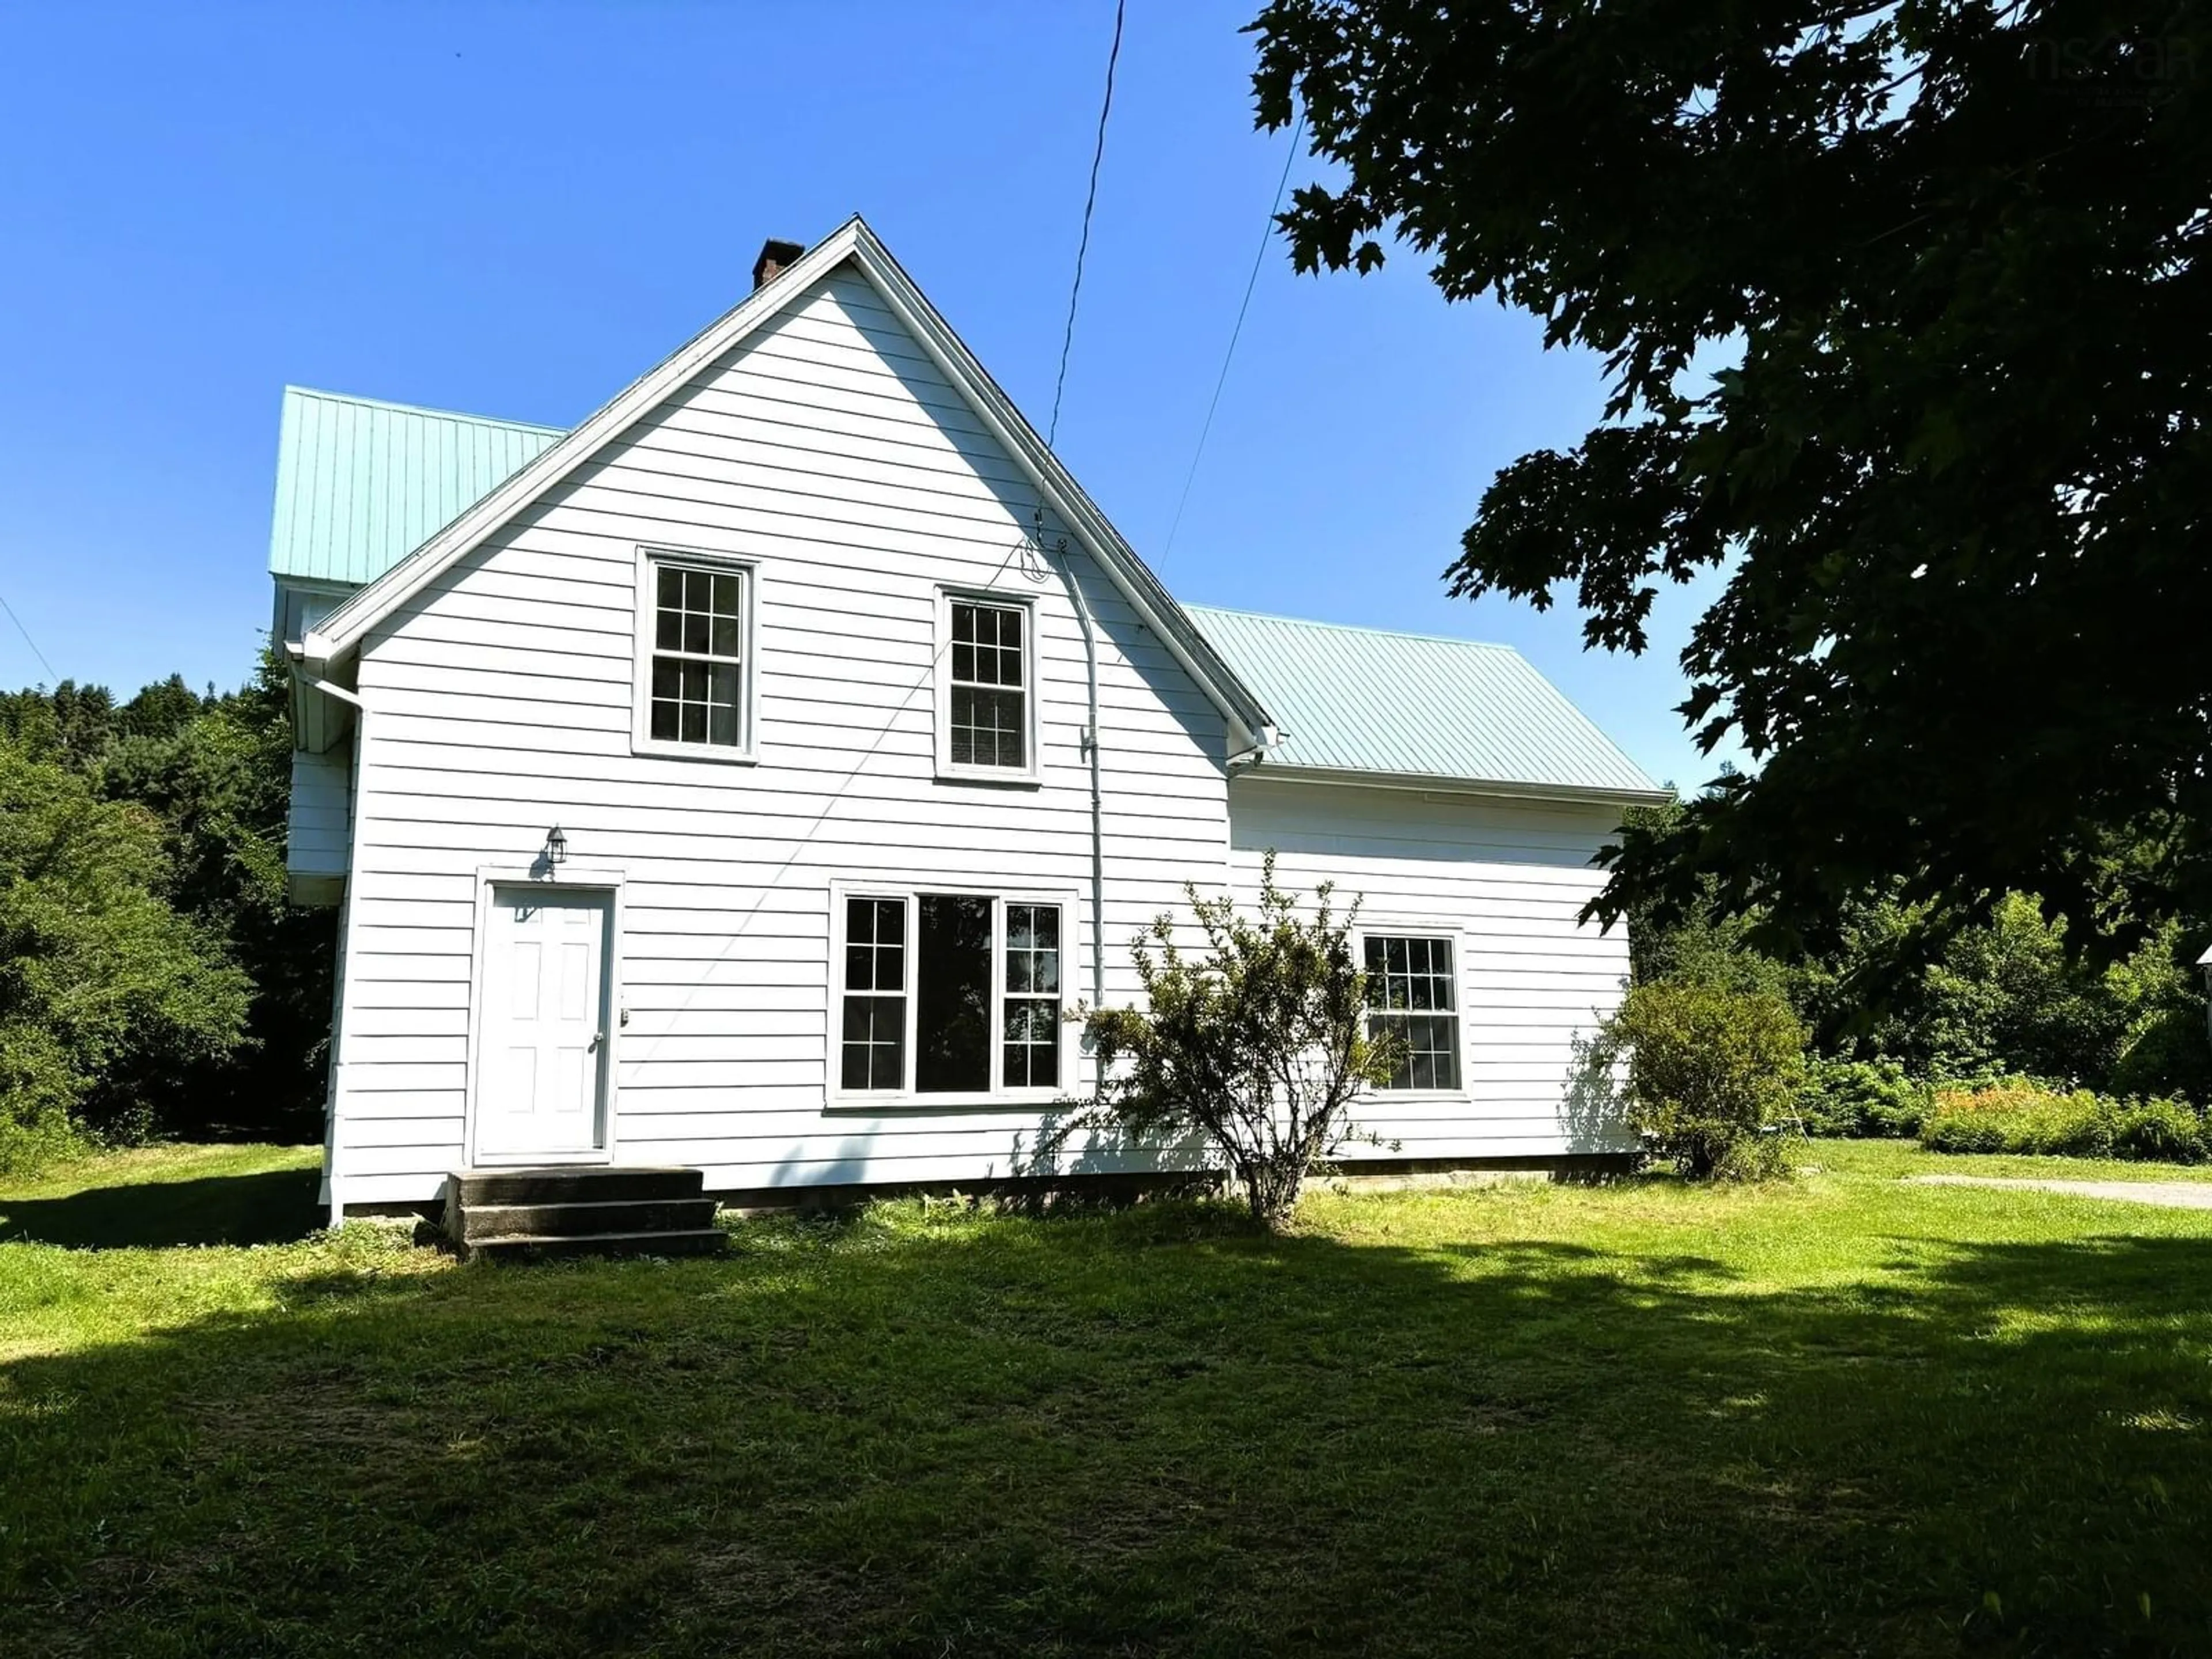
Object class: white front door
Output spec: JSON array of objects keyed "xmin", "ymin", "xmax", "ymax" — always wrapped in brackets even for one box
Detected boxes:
[{"xmin": 476, "ymin": 885, "xmax": 613, "ymax": 1161}]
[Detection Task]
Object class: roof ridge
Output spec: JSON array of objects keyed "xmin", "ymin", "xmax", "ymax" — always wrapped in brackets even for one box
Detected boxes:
[
  {"xmin": 283, "ymin": 384, "xmax": 569, "ymax": 437},
  {"xmin": 1184, "ymin": 602, "xmax": 1518, "ymax": 654}
]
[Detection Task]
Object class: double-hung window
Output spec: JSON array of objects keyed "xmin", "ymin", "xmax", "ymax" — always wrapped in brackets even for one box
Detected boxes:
[
  {"xmin": 1001, "ymin": 904, "xmax": 1061, "ymax": 1088},
  {"xmin": 938, "ymin": 593, "xmax": 1035, "ymax": 779},
  {"xmin": 840, "ymin": 898, "xmax": 907, "ymax": 1090},
  {"xmin": 836, "ymin": 890, "xmax": 1066, "ymax": 1099},
  {"xmin": 1363, "ymin": 934, "xmax": 1463, "ymax": 1091},
  {"xmin": 634, "ymin": 547, "xmax": 756, "ymax": 760}
]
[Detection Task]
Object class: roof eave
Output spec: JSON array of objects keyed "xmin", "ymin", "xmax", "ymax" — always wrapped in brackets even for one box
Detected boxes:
[
  {"xmin": 1245, "ymin": 760, "xmax": 1673, "ymax": 809},
  {"xmin": 304, "ymin": 218, "xmax": 875, "ymax": 663}
]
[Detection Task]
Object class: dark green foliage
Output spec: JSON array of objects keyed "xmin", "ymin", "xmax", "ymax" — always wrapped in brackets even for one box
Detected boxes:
[
  {"xmin": 0, "ymin": 738, "xmax": 251, "ymax": 1168},
  {"xmin": 1251, "ymin": 0, "xmax": 2212, "ymax": 957},
  {"xmin": 1610, "ymin": 979, "xmax": 1805, "ymax": 1178},
  {"xmin": 1918, "ymin": 1081, "xmax": 2207, "ymax": 1162},
  {"xmin": 1626, "ymin": 797, "xmax": 2212, "ymax": 1105},
  {"xmin": 2112, "ymin": 1096, "xmax": 2207, "ymax": 1162},
  {"xmin": 0, "ymin": 680, "xmax": 122, "ymax": 772},
  {"xmin": 0, "ymin": 654, "xmax": 335, "ymax": 1154},
  {"xmin": 1794, "ymin": 1058, "xmax": 1929, "ymax": 1140},
  {"xmin": 97, "ymin": 655, "xmax": 337, "ymax": 1139},
  {"xmin": 1805, "ymin": 894, "xmax": 2209, "ymax": 1089}
]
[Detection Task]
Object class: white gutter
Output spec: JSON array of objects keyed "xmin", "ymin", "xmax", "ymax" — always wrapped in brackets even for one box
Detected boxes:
[
  {"xmin": 291, "ymin": 662, "xmax": 371, "ymax": 1230},
  {"xmin": 1226, "ymin": 725, "xmax": 1279, "ymax": 772},
  {"xmin": 1047, "ymin": 535, "xmax": 1109, "ymax": 1019},
  {"xmin": 1241, "ymin": 760, "xmax": 1674, "ymax": 809}
]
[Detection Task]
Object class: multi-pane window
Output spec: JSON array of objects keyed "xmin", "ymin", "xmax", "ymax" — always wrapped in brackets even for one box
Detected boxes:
[
  {"xmin": 840, "ymin": 898, "xmax": 906, "ymax": 1090},
  {"xmin": 947, "ymin": 600, "xmax": 1026, "ymax": 769},
  {"xmin": 835, "ymin": 893, "xmax": 1065, "ymax": 1096},
  {"xmin": 1363, "ymin": 935, "xmax": 1461, "ymax": 1090},
  {"xmin": 1002, "ymin": 904, "xmax": 1060, "ymax": 1088},
  {"xmin": 648, "ymin": 561, "xmax": 745, "ymax": 747}
]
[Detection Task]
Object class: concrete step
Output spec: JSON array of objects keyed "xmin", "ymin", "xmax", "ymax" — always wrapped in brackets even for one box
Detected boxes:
[
  {"xmin": 455, "ymin": 1227, "xmax": 729, "ymax": 1264},
  {"xmin": 448, "ymin": 1165, "xmax": 704, "ymax": 1208},
  {"xmin": 453, "ymin": 1196, "xmax": 718, "ymax": 1242}
]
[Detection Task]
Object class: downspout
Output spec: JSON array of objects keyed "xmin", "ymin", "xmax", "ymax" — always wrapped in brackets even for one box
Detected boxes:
[
  {"xmin": 293, "ymin": 663, "xmax": 370, "ymax": 1232},
  {"xmin": 1051, "ymin": 535, "xmax": 1108, "ymax": 1020}
]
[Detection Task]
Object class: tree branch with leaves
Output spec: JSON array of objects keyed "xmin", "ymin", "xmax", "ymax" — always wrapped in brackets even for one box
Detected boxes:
[{"xmin": 1251, "ymin": 0, "xmax": 2212, "ymax": 961}]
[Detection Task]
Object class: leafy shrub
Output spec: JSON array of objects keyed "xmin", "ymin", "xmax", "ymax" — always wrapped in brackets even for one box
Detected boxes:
[
  {"xmin": 2110, "ymin": 1096, "xmax": 2206, "ymax": 1162},
  {"xmin": 1077, "ymin": 853, "xmax": 1401, "ymax": 1230},
  {"xmin": 1918, "ymin": 1080, "xmax": 2207, "ymax": 1163},
  {"xmin": 1612, "ymin": 979, "xmax": 1806, "ymax": 1179},
  {"xmin": 1795, "ymin": 1058, "xmax": 1930, "ymax": 1139},
  {"xmin": 2108, "ymin": 1001, "xmax": 2212, "ymax": 1105}
]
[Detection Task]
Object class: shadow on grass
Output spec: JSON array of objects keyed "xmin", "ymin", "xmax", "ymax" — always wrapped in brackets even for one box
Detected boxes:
[
  {"xmin": 0, "ymin": 1166, "xmax": 323, "ymax": 1248},
  {"xmin": 6, "ymin": 1202, "xmax": 2212, "ymax": 1657}
]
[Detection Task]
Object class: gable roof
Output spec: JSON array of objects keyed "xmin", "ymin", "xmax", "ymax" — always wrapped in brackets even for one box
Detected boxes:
[
  {"xmin": 272, "ymin": 219, "xmax": 1665, "ymax": 805},
  {"xmin": 270, "ymin": 388, "xmax": 562, "ymax": 585},
  {"xmin": 298, "ymin": 215, "xmax": 1274, "ymax": 745},
  {"xmin": 1185, "ymin": 605, "xmax": 1668, "ymax": 802}
]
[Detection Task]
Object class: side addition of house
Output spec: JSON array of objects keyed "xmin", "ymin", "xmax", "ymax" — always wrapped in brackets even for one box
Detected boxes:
[{"xmin": 270, "ymin": 220, "xmax": 1668, "ymax": 1221}]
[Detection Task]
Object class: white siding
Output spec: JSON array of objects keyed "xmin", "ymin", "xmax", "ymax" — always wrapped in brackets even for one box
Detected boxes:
[
  {"xmin": 286, "ymin": 741, "xmax": 352, "ymax": 906},
  {"xmin": 330, "ymin": 268, "xmax": 1233, "ymax": 1204},
  {"xmin": 1228, "ymin": 777, "xmax": 1635, "ymax": 1160}
]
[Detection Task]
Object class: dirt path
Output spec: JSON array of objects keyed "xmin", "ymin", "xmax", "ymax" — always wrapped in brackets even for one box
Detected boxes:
[{"xmin": 1909, "ymin": 1174, "xmax": 2212, "ymax": 1211}]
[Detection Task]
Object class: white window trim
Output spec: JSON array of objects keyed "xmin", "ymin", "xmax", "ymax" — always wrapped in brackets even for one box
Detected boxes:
[
  {"xmin": 934, "ymin": 585, "xmax": 1041, "ymax": 786},
  {"xmin": 631, "ymin": 544, "xmax": 761, "ymax": 764},
  {"xmin": 1356, "ymin": 923, "xmax": 1472, "ymax": 1101},
  {"xmin": 826, "ymin": 878, "xmax": 1080, "ymax": 1109}
]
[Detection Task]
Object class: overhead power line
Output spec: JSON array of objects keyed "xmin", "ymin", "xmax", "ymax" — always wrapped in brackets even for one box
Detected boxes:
[
  {"xmin": 0, "ymin": 587, "xmax": 58, "ymax": 683},
  {"xmin": 1047, "ymin": 0, "xmax": 1126, "ymax": 450},
  {"xmin": 1160, "ymin": 107, "xmax": 1306, "ymax": 562}
]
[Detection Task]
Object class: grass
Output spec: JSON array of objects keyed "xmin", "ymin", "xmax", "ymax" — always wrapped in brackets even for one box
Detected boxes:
[
  {"xmin": 1812, "ymin": 1137, "xmax": 2212, "ymax": 1185},
  {"xmin": 5, "ymin": 1142, "xmax": 2212, "ymax": 1656}
]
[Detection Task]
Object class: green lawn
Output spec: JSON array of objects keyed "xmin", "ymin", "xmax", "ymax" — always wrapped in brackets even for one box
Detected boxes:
[{"xmin": 5, "ymin": 1142, "xmax": 2212, "ymax": 1657}]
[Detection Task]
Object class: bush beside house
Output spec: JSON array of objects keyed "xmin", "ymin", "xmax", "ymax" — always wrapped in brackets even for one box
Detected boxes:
[
  {"xmin": 1078, "ymin": 854, "xmax": 1403, "ymax": 1230},
  {"xmin": 1611, "ymin": 980, "xmax": 1806, "ymax": 1178}
]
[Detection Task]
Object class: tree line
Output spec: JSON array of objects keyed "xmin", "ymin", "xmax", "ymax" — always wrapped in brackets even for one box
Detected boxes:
[
  {"xmin": 1624, "ymin": 798, "xmax": 2211, "ymax": 1103},
  {"xmin": 0, "ymin": 656, "xmax": 333, "ymax": 1169}
]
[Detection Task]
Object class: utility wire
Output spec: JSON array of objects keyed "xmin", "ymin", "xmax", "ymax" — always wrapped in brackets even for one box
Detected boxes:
[
  {"xmin": 1160, "ymin": 107, "xmax": 1305, "ymax": 562},
  {"xmin": 1047, "ymin": 0, "xmax": 1125, "ymax": 450},
  {"xmin": 0, "ymin": 587, "xmax": 58, "ymax": 683}
]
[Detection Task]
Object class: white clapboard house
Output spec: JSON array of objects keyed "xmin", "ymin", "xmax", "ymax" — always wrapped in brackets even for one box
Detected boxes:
[{"xmin": 275, "ymin": 219, "xmax": 1666, "ymax": 1225}]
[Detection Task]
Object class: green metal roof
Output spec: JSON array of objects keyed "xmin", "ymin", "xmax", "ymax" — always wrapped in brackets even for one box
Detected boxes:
[
  {"xmin": 1185, "ymin": 605, "xmax": 1665, "ymax": 799},
  {"xmin": 267, "ymin": 387, "xmax": 565, "ymax": 583}
]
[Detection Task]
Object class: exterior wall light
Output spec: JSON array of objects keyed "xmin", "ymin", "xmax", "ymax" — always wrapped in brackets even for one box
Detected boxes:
[{"xmin": 545, "ymin": 825, "xmax": 569, "ymax": 868}]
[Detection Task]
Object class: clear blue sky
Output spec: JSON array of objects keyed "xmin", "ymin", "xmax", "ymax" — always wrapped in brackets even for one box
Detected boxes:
[{"xmin": 0, "ymin": 1, "xmax": 1735, "ymax": 790}]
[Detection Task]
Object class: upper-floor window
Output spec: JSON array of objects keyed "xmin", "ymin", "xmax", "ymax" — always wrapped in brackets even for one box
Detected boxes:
[
  {"xmin": 633, "ymin": 547, "xmax": 756, "ymax": 761},
  {"xmin": 938, "ymin": 593, "xmax": 1035, "ymax": 779},
  {"xmin": 1363, "ymin": 934, "xmax": 1462, "ymax": 1091}
]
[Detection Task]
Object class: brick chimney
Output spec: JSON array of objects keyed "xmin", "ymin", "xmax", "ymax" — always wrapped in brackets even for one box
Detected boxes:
[{"xmin": 751, "ymin": 238, "xmax": 806, "ymax": 290}]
